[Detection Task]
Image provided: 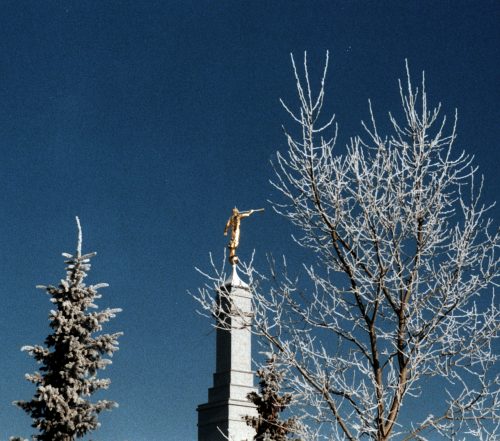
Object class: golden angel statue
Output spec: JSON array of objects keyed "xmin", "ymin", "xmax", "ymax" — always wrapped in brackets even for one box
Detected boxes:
[{"xmin": 224, "ymin": 207, "xmax": 264, "ymax": 265}]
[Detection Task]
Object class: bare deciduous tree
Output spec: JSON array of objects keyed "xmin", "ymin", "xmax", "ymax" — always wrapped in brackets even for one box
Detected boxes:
[{"xmin": 196, "ymin": 53, "xmax": 499, "ymax": 440}]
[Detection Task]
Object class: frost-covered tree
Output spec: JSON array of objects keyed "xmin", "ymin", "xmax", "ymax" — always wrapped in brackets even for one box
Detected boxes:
[
  {"xmin": 196, "ymin": 53, "xmax": 499, "ymax": 440},
  {"xmin": 246, "ymin": 353, "xmax": 300, "ymax": 440},
  {"xmin": 15, "ymin": 217, "xmax": 122, "ymax": 441}
]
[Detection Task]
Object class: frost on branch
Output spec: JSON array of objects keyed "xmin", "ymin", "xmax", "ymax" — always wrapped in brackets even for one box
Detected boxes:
[
  {"xmin": 195, "ymin": 54, "xmax": 499, "ymax": 440},
  {"xmin": 14, "ymin": 217, "xmax": 122, "ymax": 441}
]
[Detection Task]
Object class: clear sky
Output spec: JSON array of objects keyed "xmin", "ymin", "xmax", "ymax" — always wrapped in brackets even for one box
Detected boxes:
[{"xmin": 0, "ymin": 1, "xmax": 498, "ymax": 440}]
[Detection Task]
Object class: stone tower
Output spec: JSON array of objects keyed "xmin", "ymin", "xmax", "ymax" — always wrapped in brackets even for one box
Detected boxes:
[{"xmin": 197, "ymin": 266, "xmax": 257, "ymax": 441}]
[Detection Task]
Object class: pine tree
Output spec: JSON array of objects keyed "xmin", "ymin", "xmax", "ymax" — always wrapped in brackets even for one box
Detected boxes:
[
  {"xmin": 246, "ymin": 354, "xmax": 299, "ymax": 441},
  {"xmin": 14, "ymin": 217, "xmax": 122, "ymax": 441}
]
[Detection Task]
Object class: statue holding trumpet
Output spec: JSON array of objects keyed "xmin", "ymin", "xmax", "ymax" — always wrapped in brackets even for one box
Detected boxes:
[{"xmin": 224, "ymin": 207, "xmax": 264, "ymax": 265}]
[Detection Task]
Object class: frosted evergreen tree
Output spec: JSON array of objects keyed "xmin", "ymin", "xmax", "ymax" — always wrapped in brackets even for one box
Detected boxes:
[
  {"xmin": 14, "ymin": 217, "xmax": 122, "ymax": 441},
  {"xmin": 246, "ymin": 353, "xmax": 300, "ymax": 441}
]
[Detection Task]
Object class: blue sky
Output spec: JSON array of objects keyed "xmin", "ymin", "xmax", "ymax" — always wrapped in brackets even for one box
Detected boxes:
[{"xmin": 0, "ymin": 1, "xmax": 498, "ymax": 440}]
